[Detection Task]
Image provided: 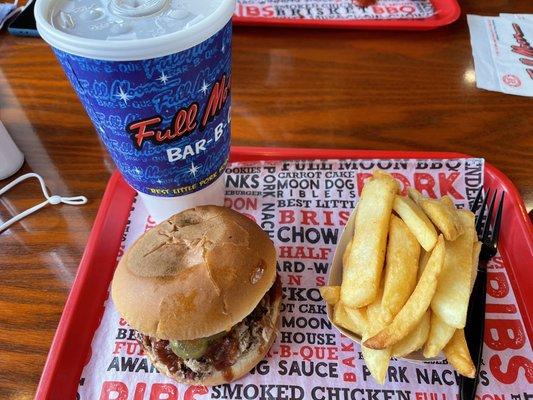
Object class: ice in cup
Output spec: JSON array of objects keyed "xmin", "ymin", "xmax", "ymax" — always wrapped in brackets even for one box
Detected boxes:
[{"xmin": 35, "ymin": 0, "xmax": 235, "ymax": 222}]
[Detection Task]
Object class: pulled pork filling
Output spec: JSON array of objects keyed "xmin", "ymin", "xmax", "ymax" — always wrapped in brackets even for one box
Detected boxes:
[{"xmin": 139, "ymin": 276, "xmax": 281, "ymax": 382}]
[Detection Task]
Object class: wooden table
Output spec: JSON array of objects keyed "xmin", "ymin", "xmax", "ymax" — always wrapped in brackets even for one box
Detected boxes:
[{"xmin": 0, "ymin": 0, "xmax": 532, "ymax": 398}]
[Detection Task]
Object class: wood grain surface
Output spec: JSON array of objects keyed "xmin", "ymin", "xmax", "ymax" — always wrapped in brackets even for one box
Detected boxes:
[{"xmin": 0, "ymin": 0, "xmax": 532, "ymax": 398}]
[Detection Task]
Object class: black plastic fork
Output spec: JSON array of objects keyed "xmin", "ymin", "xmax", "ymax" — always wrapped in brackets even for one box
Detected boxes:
[{"xmin": 460, "ymin": 188, "xmax": 505, "ymax": 400}]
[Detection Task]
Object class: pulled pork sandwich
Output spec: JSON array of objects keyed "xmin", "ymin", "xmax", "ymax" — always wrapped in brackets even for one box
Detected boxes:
[{"xmin": 111, "ymin": 205, "xmax": 281, "ymax": 386}]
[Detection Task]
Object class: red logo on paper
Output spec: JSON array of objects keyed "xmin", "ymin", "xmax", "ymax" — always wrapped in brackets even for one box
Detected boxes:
[
  {"xmin": 510, "ymin": 23, "xmax": 533, "ymax": 80},
  {"xmin": 502, "ymin": 74, "xmax": 521, "ymax": 87}
]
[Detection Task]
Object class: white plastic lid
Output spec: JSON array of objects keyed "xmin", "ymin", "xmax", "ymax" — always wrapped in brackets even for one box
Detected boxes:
[{"xmin": 35, "ymin": 0, "xmax": 235, "ymax": 61}]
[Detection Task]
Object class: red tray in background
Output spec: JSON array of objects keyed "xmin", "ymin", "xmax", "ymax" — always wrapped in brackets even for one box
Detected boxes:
[
  {"xmin": 35, "ymin": 147, "xmax": 532, "ymax": 399},
  {"xmin": 233, "ymin": 0, "xmax": 461, "ymax": 30}
]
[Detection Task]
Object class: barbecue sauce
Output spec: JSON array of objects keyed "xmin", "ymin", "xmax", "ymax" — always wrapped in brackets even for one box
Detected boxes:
[
  {"xmin": 153, "ymin": 339, "xmax": 182, "ymax": 373},
  {"xmin": 222, "ymin": 368, "xmax": 234, "ymax": 382},
  {"xmin": 205, "ymin": 333, "xmax": 239, "ymax": 370}
]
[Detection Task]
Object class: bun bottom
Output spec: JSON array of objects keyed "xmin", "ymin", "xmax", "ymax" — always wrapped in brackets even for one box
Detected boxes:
[{"xmin": 142, "ymin": 287, "xmax": 282, "ymax": 386}]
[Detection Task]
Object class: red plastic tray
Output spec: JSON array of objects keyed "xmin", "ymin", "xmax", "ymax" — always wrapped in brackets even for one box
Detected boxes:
[
  {"xmin": 233, "ymin": 0, "xmax": 461, "ymax": 30},
  {"xmin": 35, "ymin": 147, "xmax": 532, "ymax": 399}
]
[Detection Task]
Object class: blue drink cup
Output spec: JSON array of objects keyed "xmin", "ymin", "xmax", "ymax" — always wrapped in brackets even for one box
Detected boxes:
[{"xmin": 35, "ymin": 0, "xmax": 235, "ymax": 222}]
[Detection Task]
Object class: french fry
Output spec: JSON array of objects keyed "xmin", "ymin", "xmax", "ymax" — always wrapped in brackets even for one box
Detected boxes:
[
  {"xmin": 362, "ymin": 288, "xmax": 391, "ymax": 384},
  {"xmin": 471, "ymin": 241, "xmax": 482, "ymax": 290},
  {"xmin": 407, "ymin": 188, "xmax": 424, "ymax": 204},
  {"xmin": 341, "ymin": 171, "xmax": 398, "ymax": 308},
  {"xmin": 441, "ymin": 235, "xmax": 478, "ymax": 376},
  {"xmin": 362, "ymin": 336, "xmax": 391, "ymax": 384},
  {"xmin": 343, "ymin": 238, "xmax": 353, "ymax": 268},
  {"xmin": 423, "ymin": 314, "xmax": 456, "ymax": 358},
  {"xmin": 333, "ymin": 302, "xmax": 368, "ymax": 337},
  {"xmin": 408, "ymin": 189, "xmax": 463, "ymax": 241},
  {"xmin": 381, "ymin": 215, "xmax": 420, "ymax": 324},
  {"xmin": 442, "ymin": 238, "xmax": 479, "ymax": 376},
  {"xmin": 440, "ymin": 195, "xmax": 455, "ymax": 209},
  {"xmin": 418, "ymin": 249, "xmax": 431, "ymax": 278},
  {"xmin": 393, "ymin": 195, "xmax": 438, "ymax": 251},
  {"xmin": 392, "ymin": 310, "xmax": 431, "ymax": 358},
  {"xmin": 431, "ymin": 210, "xmax": 475, "ymax": 328},
  {"xmin": 443, "ymin": 329, "xmax": 476, "ymax": 378},
  {"xmin": 460, "ymin": 210, "xmax": 476, "ymax": 238},
  {"xmin": 363, "ymin": 235, "xmax": 445, "ymax": 349},
  {"xmin": 320, "ymin": 286, "xmax": 341, "ymax": 305}
]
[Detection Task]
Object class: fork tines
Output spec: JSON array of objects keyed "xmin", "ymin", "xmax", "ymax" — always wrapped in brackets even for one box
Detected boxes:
[{"xmin": 470, "ymin": 187, "xmax": 505, "ymax": 258}]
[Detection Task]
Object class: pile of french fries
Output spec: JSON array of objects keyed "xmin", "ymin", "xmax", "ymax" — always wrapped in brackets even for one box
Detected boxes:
[{"xmin": 321, "ymin": 171, "xmax": 481, "ymax": 384}]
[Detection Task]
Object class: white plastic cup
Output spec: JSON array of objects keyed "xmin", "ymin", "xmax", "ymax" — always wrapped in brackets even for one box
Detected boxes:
[
  {"xmin": 138, "ymin": 173, "xmax": 225, "ymax": 222},
  {"xmin": 35, "ymin": 0, "xmax": 235, "ymax": 222}
]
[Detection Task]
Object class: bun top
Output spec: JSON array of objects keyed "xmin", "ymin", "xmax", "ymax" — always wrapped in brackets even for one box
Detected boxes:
[{"xmin": 111, "ymin": 206, "xmax": 277, "ymax": 340}]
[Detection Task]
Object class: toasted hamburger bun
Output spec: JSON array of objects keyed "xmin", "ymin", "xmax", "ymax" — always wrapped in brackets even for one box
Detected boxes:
[
  {"xmin": 111, "ymin": 205, "xmax": 280, "ymax": 385},
  {"xmin": 143, "ymin": 283, "xmax": 282, "ymax": 386},
  {"xmin": 111, "ymin": 205, "xmax": 277, "ymax": 341}
]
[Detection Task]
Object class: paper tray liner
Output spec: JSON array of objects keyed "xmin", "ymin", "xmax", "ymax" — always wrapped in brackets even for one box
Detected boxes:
[{"xmin": 76, "ymin": 157, "xmax": 532, "ymax": 399}]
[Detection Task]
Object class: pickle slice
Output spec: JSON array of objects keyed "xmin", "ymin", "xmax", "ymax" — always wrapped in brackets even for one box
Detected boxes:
[
  {"xmin": 169, "ymin": 331, "xmax": 227, "ymax": 359},
  {"xmin": 207, "ymin": 331, "xmax": 227, "ymax": 342},
  {"xmin": 170, "ymin": 339, "xmax": 208, "ymax": 359}
]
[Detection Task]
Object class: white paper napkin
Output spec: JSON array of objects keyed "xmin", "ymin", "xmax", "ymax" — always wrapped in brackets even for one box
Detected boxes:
[{"xmin": 467, "ymin": 14, "xmax": 533, "ymax": 97}]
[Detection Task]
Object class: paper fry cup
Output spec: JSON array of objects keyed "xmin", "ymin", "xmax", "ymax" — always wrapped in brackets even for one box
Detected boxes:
[{"xmin": 326, "ymin": 207, "xmax": 444, "ymax": 363}]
